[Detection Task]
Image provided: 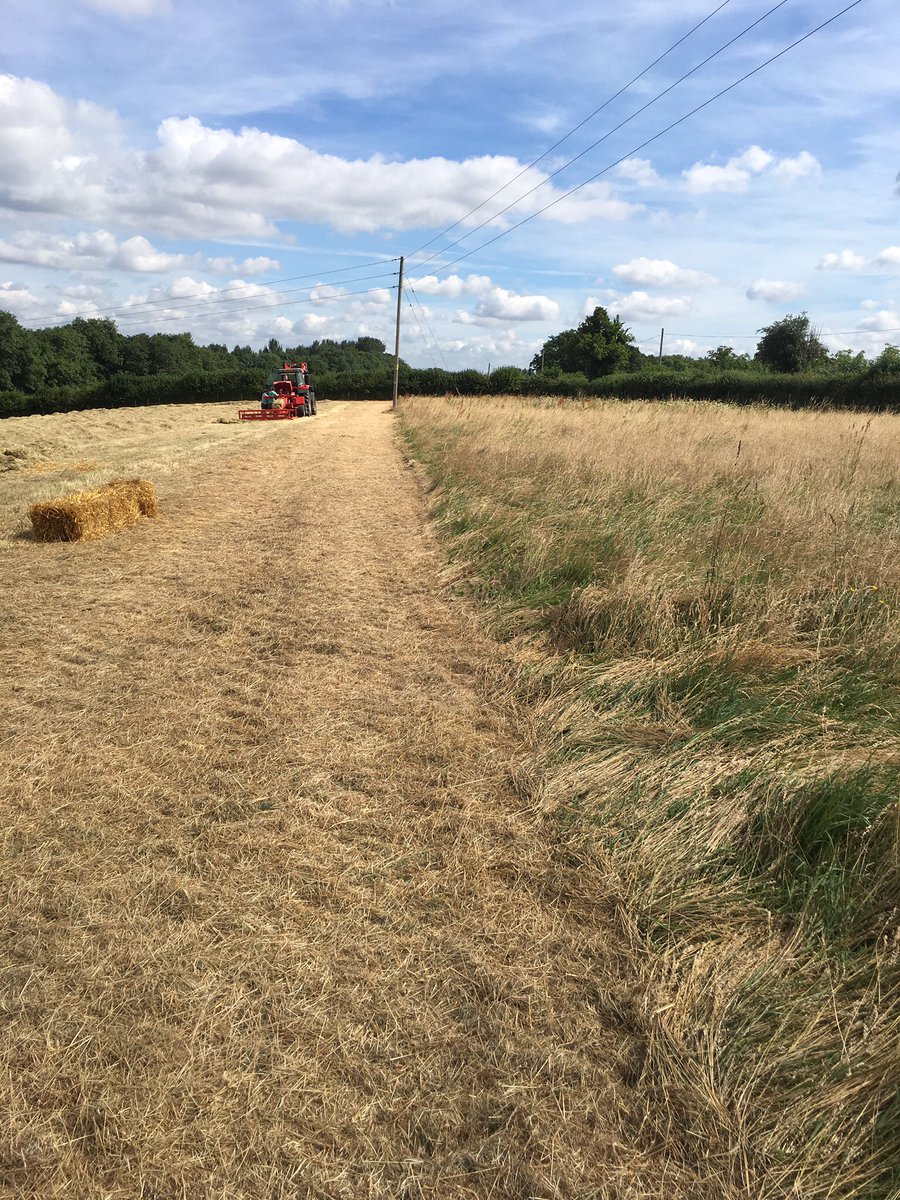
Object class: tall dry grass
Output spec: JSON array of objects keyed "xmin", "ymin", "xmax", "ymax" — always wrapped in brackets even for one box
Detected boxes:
[{"xmin": 400, "ymin": 394, "xmax": 900, "ymax": 1200}]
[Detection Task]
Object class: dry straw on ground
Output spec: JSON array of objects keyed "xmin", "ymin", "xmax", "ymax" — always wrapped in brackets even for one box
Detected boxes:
[
  {"xmin": 29, "ymin": 478, "xmax": 158, "ymax": 541},
  {"xmin": 3, "ymin": 401, "xmax": 729, "ymax": 1200},
  {"xmin": 0, "ymin": 400, "xmax": 285, "ymax": 540}
]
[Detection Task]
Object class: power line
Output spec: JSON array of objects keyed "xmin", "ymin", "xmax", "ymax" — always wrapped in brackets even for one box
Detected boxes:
[
  {"xmin": 405, "ymin": 0, "xmax": 734, "ymax": 262},
  {"xmin": 405, "ymin": 297, "xmax": 442, "ymax": 370},
  {"xmin": 23, "ymin": 259, "xmax": 401, "ymax": 327},
  {"xmin": 411, "ymin": 0, "xmax": 867, "ymax": 286},
  {"xmin": 109, "ymin": 282, "xmax": 400, "ymax": 328},
  {"xmin": 663, "ymin": 326, "xmax": 900, "ymax": 340},
  {"xmin": 25, "ymin": 273, "xmax": 399, "ymax": 332},
  {"xmin": 92, "ymin": 270, "xmax": 397, "ymax": 326},
  {"xmin": 407, "ymin": 285, "xmax": 454, "ymax": 373},
  {"xmin": 409, "ymin": 0, "xmax": 790, "ymax": 275}
]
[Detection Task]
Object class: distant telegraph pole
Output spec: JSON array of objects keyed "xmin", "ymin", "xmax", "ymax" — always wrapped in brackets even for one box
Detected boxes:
[
  {"xmin": 658, "ymin": 327, "xmax": 665, "ymax": 362},
  {"xmin": 392, "ymin": 256, "xmax": 405, "ymax": 410}
]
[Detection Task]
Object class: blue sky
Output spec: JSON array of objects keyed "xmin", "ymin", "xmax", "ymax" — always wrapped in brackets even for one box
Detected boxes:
[{"xmin": 1, "ymin": 0, "xmax": 898, "ymax": 366}]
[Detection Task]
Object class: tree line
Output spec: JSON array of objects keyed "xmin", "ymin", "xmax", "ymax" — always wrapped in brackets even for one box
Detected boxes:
[
  {"xmin": 0, "ymin": 312, "xmax": 403, "ymax": 417},
  {"xmin": 530, "ymin": 306, "xmax": 886, "ymax": 379},
  {"xmin": 2, "ymin": 307, "xmax": 900, "ymax": 418}
]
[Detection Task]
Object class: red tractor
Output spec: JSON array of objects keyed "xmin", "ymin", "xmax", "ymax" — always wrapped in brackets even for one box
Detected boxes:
[{"xmin": 239, "ymin": 362, "xmax": 317, "ymax": 421}]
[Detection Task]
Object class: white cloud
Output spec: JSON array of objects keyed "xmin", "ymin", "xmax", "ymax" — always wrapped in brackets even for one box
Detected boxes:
[
  {"xmin": 683, "ymin": 145, "xmax": 820, "ymax": 194},
  {"xmin": 363, "ymin": 287, "xmax": 393, "ymax": 306},
  {"xmin": 521, "ymin": 109, "xmax": 566, "ymax": 136},
  {"xmin": 874, "ymin": 246, "xmax": 900, "ymax": 267},
  {"xmin": 596, "ymin": 291, "xmax": 693, "ymax": 320},
  {"xmin": 0, "ymin": 280, "xmax": 43, "ymax": 318},
  {"xmin": 857, "ymin": 309, "xmax": 900, "ymax": 333},
  {"xmin": 683, "ymin": 161, "xmax": 752, "ymax": 194},
  {"xmin": 746, "ymin": 279, "xmax": 806, "ymax": 303},
  {"xmin": 615, "ymin": 158, "xmax": 661, "ymax": 187},
  {"xmin": 819, "ymin": 249, "xmax": 868, "ymax": 271},
  {"xmin": 823, "ymin": 310, "xmax": 900, "ymax": 355},
  {"xmin": 546, "ymin": 182, "xmax": 637, "ymax": 224},
  {"xmin": 455, "ymin": 329, "xmax": 543, "ymax": 363},
  {"xmin": 411, "ymin": 273, "xmax": 493, "ymax": 298},
  {"xmin": 474, "ymin": 287, "xmax": 558, "ymax": 321},
  {"xmin": 0, "ymin": 229, "xmax": 286, "ymax": 276},
  {"xmin": 295, "ymin": 313, "xmax": 331, "ymax": 334},
  {"xmin": 415, "ymin": 276, "xmax": 559, "ymax": 325},
  {"xmin": 0, "ymin": 77, "xmax": 641, "ymax": 240},
  {"xmin": 79, "ymin": 0, "xmax": 171, "ymax": 14},
  {"xmin": 206, "ymin": 255, "xmax": 281, "ymax": 276},
  {"xmin": 819, "ymin": 246, "xmax": 900, "ymax": 273},
  {"xmin": 771, "ymin": 151, "xmax": 820, "ymax": 183},
  {"xmin": 612, "ymin": 257, "xmax": 716, "ymax": 288},
  {"xmin": 732, "ymin": 146, "xmax": 775, "ymax": 174},
  {"xmin": 57, "ymin": 297, "xmax": 100, "ymax": 316},
  {"xmin": 167, "ymin": 276, "xmax": 217, "ymax": 300},
  {"xmin": 114, "ymin": 234, "xmax": 186, "ymax": 272},
  {"xmin": 309, "ymin": 283, "xmax": 347, "ymax": 303},
  {"xmin": 669, "ymin": 338, "xmax": 701, "ymax": 356}
]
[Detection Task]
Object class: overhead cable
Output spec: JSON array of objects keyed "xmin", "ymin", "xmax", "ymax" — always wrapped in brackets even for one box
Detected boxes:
[
  {"xmin": 407, "ymin": 286, "xmax": 454, "ymax": 374},
  {"xmin": 405, "ymin": 0, "xmax": 734, "ymax": 261},
  {"xmin": 409, "ymin": 0, "xmax": 791, "ymax": 274},
  {"xmin": 22, "ymin": 256, "xmax": 400, "ymax": 326},
  {"xmin": 411, "ymin": 0, "xmax": 867, "ymax": 285},
  {"xmin": 109, "ymin": 283, "xmax": 399, "ymax": 328},
  {"xmin": 405, "ymin": 297, "xmax": 442, "ymax": 371}
]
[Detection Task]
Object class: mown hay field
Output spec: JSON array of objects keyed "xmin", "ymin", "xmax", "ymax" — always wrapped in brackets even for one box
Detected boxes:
[
  {"xmin": 400, "ymin": 394, "xmax": 900, "ymax": 1200},
  {"xmin": 0, "ymin": 400, "xmax": 272, "ymax": 538},
  {"xmin": 6, "ymin": 398, "xmax": 742, "ymax": 1200}
]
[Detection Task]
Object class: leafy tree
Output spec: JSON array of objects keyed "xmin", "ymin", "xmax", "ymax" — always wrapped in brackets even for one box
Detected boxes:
[
  {"xmin": 705, "ymin": 345, "xmax": 754, "ymax": 369},
  {"xmin": 657, "ymin": 354, "xmax": 703, "ymax": 373},
  {"xmin": 33, "ymin": 324, "xmax": 99, "ymax": 388},
  {"xmin": 489, "ymin": 365, "xmax": 528, "ymax": 391},
  {"xmin": 828, "ymin": 348, "xmax": 868, "ymax": 376},
  {"xmin": 147, "ymin": 332, "xmax": 198, "ymax": 375},
  {"xmin": 72, "ymin": 317, "xmax": 122, "ymax": 379},
  {"xmin": 531, "ymin": 306, "xmax": 636, "ymax": 378},
  {"xmin": 120, "ymin": 333, "xmax": 152, "ymax": 376},
  {"xmin": 0, "ymin": 311, "xmax": 44, "ymax": 391},
  {"xmin": 867, "ymin": 345, "xmax": 900, "ymax": 376},
  {"xmin": 231, "ymin": 343, "xmax": 258, "ymax": 368},
  {"xmin": 755, "ymin": 313, "xmax": 828, "ymax": 373},
  {"xmin": 286, "ymin": 337, "xmax": 395, "ymax": 375}
]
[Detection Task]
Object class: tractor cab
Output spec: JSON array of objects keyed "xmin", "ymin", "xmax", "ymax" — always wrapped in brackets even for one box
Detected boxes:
[{"xmin": 272, "ymin": 362, "xmax": 310, "ymax": 392}]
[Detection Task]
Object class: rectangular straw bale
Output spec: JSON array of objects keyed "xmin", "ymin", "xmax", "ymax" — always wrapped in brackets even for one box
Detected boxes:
[
  {"xmin": 110, "ymin": 477, "xmax": 159, "ymax": 517},
  {"xmin": 29, "ymin": 479, "xmax": 158, "ymax": 542}
]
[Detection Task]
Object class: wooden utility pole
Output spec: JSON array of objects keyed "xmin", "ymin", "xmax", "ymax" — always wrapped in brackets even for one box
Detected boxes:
[
  {"xmin": 391, "ymin": 256, "xmax": 405, "ymax": 410},
  {"xmin": 658, "ymin": 327, "xmax": 665, "ymax": 362}
]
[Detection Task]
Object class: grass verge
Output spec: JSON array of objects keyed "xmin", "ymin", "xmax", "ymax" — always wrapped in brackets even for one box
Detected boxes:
[{"xmin": 400, "ymin": 394, "xmax": 900, "ymax": 1200}]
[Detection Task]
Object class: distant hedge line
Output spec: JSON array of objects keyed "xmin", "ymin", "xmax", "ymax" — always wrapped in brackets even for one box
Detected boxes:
[
  {"xmin": 4, "ymin": 364, "xmax": 900, "ymax": 419},
  {"xmin": 315, "ymin": 366, "xmax": 900, "ymax": 410},
  {"xmin": 0, "ymin": 368, "xmax": 267, "ymax": 418}
]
